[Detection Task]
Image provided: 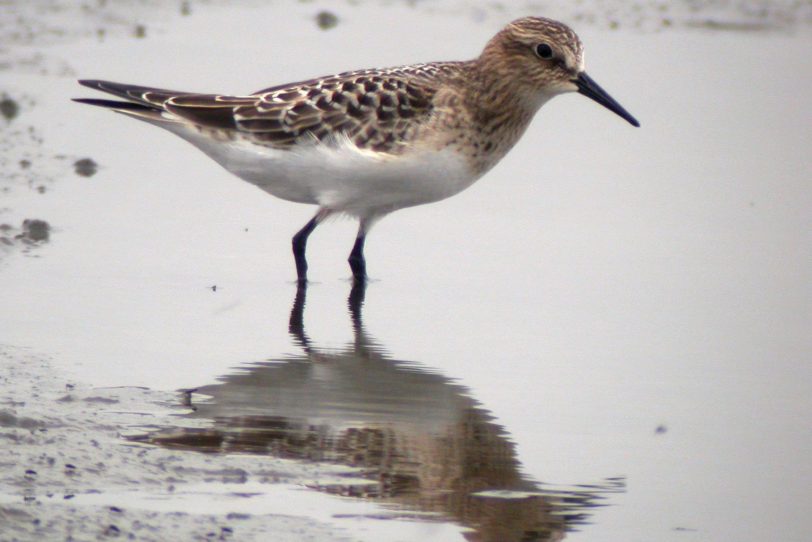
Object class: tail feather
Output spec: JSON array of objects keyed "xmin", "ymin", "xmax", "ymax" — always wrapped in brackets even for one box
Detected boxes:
[
  {"xmin": 73, "ymin": 94, "xmax": 171, "ymax": 124},
  {"xmin": 74, "ymin": 79, "xmax": 246, "ymax": 129}
]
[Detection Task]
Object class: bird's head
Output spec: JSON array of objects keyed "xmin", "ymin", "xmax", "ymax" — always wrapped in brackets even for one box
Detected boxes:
[{"xmin": 481, "ymin": 17, "xmax": 639, "ymax": 127}]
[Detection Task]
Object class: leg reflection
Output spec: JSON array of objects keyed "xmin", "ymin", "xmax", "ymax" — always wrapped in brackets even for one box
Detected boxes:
[
  {"xmin": 288, "ymin": 283, "xmax": 311, "ymax": 351},
  {"xmin": 348, "ymin": 278, "xmax": 367, "ymax": 335},
  {"xmin": 288, "ymin": 280, "xmax": 368, "ymax": 352}
]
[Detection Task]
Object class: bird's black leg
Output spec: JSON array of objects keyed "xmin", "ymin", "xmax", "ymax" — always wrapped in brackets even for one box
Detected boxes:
[
  {"xmin": 292, "ymin": 210, "xmax": 327, "ymax": 284},
  {"xmin": 348, "ymin": 218, "xmax": 376, "ymax": 283},
  {"xmin": 348, "ymin": 230, "xmax": 367, "ymax": 284}
]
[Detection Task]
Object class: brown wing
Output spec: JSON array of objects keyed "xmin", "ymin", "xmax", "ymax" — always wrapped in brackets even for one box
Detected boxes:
[
  {"xmin": 234, "ymin": 66, "xmax": 443, "ymax": 152},
  {"xmin": 78, "ymin": 64, "xmax": 451, "ymax": 153}
]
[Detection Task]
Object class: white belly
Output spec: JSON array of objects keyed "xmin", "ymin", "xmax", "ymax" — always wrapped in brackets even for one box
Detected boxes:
[{"xmin": 172, "ymin": 127, "xmax": 478, "ymax": 218}]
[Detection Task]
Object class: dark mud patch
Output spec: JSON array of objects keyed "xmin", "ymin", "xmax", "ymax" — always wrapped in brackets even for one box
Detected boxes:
[
  {"xmin": 0, "ymin": 95, "xmax": 20, "ymax": 121},
  {"xmin": 73, "ymin": 157, "xmax": 98, "ymax": 177},
  {"xmin": 315, "ymin": 10, "xmax": 340, "ymax": 31},
  {"xmin": 0, "ymin": 219, "xmax": 51, "ymax": 259},
  {"xmin": 20, "ymin": 218, "xmax": 50, "ymax": 242}
]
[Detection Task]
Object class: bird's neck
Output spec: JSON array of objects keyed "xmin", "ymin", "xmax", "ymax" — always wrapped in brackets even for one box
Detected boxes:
[{"xmin": 453, "ymin": 60, "xmax": 547, "ymax": 174}]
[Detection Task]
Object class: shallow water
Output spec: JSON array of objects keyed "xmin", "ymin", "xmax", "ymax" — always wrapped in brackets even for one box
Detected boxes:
[{"xmin": 1, "ymin": 1, "xmax": 811, "ymax": 541}]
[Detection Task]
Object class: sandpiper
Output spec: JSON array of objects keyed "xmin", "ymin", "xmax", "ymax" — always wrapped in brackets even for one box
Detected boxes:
[{"xmin": 75, "ymin": 16, "xmax": 638, "ymax": 284}]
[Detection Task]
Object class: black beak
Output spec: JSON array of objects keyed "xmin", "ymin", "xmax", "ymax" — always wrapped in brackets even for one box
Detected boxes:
[{"xmin": 574, "ymin": 72, "xmax": 639, "ymax": 127}]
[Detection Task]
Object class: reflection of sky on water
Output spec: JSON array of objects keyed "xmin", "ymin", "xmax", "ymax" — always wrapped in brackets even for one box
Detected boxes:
[{"xmin": 135, "ymin": 284, "xmax": 623, "ymax": 541}]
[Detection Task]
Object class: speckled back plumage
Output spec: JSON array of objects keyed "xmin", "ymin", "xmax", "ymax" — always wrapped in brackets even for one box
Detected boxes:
[
  {"xmin": 241, "ymin": 63, "xmax": 461, "ymax": 151},
  {"xmin": 80, "ymin": 63, "xmax": 472, "ymax": 155}
]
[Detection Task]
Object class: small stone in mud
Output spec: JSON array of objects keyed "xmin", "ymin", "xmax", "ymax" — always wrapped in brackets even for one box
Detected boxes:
[
  {"xmin": 19, "ymin": 159, "xmax": 31, "ymax": 169},
  {"xmin": 315, "ymin": 10, "xmax": 339, "ymax": 30},
  {"xmin": 0, "ymin": 96, "xmax": 19, "ymax": 121},
  {"xmin": 20, "ymin": 219, "xmax": 50, "ymax": 242},
  {"xmin": 74, "ymin": 157, "xmax": 98, "ymax": 177}
]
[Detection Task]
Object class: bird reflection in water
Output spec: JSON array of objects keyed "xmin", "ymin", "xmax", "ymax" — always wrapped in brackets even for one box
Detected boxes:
[{"xmin": 132, "ymin": 283, "xmax": 623, "ymax": 541}]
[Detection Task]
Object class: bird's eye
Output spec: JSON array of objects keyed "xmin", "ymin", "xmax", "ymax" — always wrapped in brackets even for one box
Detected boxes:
[{"xmin": 534, "ymin": 43, "xmax": 553, "ymax": 59}]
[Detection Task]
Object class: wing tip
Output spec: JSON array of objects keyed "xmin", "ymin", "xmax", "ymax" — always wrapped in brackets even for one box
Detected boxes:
[{"xmin": 77, "ymin": 79, "xmax": 109, "ymax": 90}]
